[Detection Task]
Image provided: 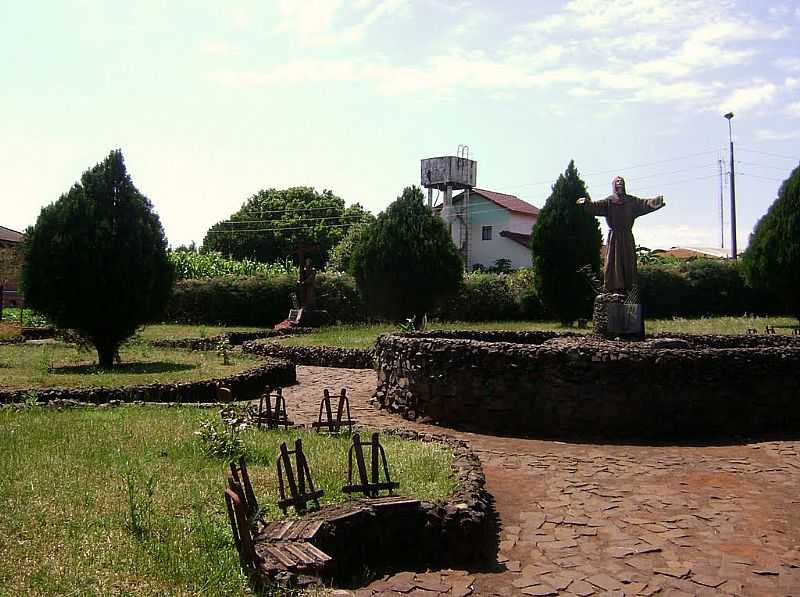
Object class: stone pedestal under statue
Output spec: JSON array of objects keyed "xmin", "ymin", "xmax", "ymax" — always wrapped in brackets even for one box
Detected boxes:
[{"xmin": 593, "ymin": 293, "xmax": 643, "ymax": 338}]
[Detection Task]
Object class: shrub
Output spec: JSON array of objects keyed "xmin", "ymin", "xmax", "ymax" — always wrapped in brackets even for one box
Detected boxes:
[
  {"xmin": 531, "ymin": 161, "xmax": 603, "ymax": 324},
  {"xmin": 638, "ymin": 259, "xmax": 782, "ymax": 318},
  {"xmin": 350, "ymin": 186, "xmax": 463, "ymax": 326},
  {"xmin": 163, "ymin": 272, "xmax": 368, "ymax": 326},
  {"xmin": 22, "ymin": 150, "xmax": 174, "ymax": 368},
  {"xmin": 439, "ymin": 272, "xmax": 519, "ymax": 321}
]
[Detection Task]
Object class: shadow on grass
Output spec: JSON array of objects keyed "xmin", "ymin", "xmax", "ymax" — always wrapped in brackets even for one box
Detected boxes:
[{"xmin": 49, "ymin": 361, "xmax": 197, "ymax": 375}]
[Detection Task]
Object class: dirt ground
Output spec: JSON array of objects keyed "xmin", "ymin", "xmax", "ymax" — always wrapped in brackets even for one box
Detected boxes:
[{"xmin": 281, "ymin": 366, "xmax": 800, "ymax": 597}]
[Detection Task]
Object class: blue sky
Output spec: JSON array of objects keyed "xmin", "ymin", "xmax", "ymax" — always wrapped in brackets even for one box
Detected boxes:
[{"xmin": 2, "ymin": 0, "xmax": 799, "ymax": 253}]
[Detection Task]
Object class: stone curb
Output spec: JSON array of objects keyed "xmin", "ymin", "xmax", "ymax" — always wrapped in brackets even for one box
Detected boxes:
[
  {"xmin": 0, "ymin": 359, "xmax": 296, "ymax": 405},
  {"xmin": 242, "ymin": 340, "xmax": 375, "ymax": 370},
  {"xmin": 149, "ymin": 328, "xmax": 314, "ymax": 351}
]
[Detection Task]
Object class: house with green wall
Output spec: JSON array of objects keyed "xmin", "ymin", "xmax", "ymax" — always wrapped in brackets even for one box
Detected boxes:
[{"xmin": 436, "ymin": 188, "xmax": 540, "ymax": 270}]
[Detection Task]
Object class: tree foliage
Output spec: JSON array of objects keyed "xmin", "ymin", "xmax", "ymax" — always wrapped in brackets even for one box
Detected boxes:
[
  {"xmin": 22, "ymin": 150, "xmax": 174, "ymax": 368},
  {"xmin": 350, "ymin": 186, "xmax": 463, "ymax": 323},
  {"xmin": 530, "ymin": 161, "xmax": 602, "ymax": 324},
  {"xmin": 743, "ymin": 164, "xmax": 800, "ymax": 319},
  {"xmin": 201, "ymin": 187, "xmax": 372, "ymax": 266}
]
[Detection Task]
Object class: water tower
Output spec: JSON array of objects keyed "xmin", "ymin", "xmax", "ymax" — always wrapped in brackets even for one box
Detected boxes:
[{"xmin": 420, "ymin": 145, "xmax": 477, "ymax": 266}]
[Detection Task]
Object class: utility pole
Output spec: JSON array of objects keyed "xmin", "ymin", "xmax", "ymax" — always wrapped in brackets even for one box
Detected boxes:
[
  {"xmin": 724, "ymin": 112, "xmax": 737, "ymax": 259},
  {"xmin": 718, "ymin": 157, "xmax": 725, "ymax": 248}
]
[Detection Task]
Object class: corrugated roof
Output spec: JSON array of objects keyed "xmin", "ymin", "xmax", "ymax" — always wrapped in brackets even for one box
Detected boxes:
[
  {"xmin": 454, "ymin": 188, "xmax": 540, "ymax": 216},
  {"xmin": 0, "ymin": 226, "xmax": 23, "ymax": 244}
]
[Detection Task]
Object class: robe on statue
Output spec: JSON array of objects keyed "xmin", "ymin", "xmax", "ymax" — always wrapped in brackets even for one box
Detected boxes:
[{"xmin": 583, "ymin": 189, "xmax": 664, "ymax": 293}]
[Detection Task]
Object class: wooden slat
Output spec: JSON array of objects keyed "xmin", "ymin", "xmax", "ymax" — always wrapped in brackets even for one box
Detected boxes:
[
  {"xmin": 262, "ymin": 544, "xmax": 298, "ymax": 569},
  {"xmin": 299, "ymin": 542, "xmax": 332, "ymax": 563},
  {"xmin": 301, "ymin": 520, "xmax": 324, "ymax": 540}
]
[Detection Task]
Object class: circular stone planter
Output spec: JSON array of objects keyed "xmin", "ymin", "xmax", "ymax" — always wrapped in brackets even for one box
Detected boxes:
[
  {"xmin": 373, "ymin": 330, "xmax": 800, "ymax": 439},
  {"xmin": 0, "ymin": 358, "xmax": 295, "ymax": 405}
]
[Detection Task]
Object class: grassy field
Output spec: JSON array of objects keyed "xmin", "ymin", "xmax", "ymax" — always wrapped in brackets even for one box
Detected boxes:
[
  {"xmin": 0, "ymin": 407, "xmax": 455, "ymax": 596},
  {"xmin": 138, "ymin": 324, "xmax": 267, "ymax": 342},
  {"xmin": 272, "ymin": 316, "xmax": 798, "ymax": 349},
  {"xmin": 0, "ymin": 342, "xmax": 260, "ymax": 391}
]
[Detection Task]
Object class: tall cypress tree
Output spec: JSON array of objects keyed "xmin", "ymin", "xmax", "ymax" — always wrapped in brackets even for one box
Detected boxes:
[
  {"xmin": 743, "ymin": 164, "xmax": 800, "ymax": 320},
  {"xmin": 530, "ymin": 161, "xmax": 602, "ymax": 324},
  {"xmin": 22, "ymin": 150, "xmax": 175, "ymax": 368}
]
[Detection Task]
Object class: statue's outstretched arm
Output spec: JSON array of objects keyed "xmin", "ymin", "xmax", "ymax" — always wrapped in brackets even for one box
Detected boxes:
[
  {"xmin": 633, "ymin": 195, "xmax": 665, "ymax": 217},
  {"xmin": 577, "ymin": 197, "xmax": 608, "ymax": 216}
]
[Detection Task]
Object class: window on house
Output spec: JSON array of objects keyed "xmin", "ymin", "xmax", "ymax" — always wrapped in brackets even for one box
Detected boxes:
[{"xmin": 482, "ymin": 225, "xmax": 492, "ymax": 241}]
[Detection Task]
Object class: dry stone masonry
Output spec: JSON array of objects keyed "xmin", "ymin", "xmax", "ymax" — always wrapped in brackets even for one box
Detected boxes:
[{"xmin": 373, "ymin": 330, "xmax": 800, "ymax": 439}]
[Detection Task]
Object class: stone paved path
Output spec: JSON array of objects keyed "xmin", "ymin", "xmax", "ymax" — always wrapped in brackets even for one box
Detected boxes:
[{"xmin": 284, "ymin": 367, "xmax": 800, "ymax": 597}]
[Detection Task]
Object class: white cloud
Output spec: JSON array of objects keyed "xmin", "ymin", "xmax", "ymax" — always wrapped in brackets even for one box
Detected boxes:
[
  {"xmin": 785, "ymin": 102, "xmax": 800, "ymax": 118},
  {"xmin": 277, "ymin": 0, "xmax": 408, "ymax": 45},
  {"xmin": 719, "ymin": 82, "xmax": 778, "ymax": 113},
  {"xmin": 523, "ymin": 14, "xmax": 567, "ymax": 34},
  {"xmin": 756, "ymin": 128, "xmax": 800, "ymax": 141},
  {"xmin": 201, "ymin": 41, "xmax": 240, "ymax": 57},
  {"xmin": 786, "ymin": 77, "xmax": 799, "ymax": 89},
  {"xmin": 776, "ymin": 57, "xmax": 800, "ymax": 72}
]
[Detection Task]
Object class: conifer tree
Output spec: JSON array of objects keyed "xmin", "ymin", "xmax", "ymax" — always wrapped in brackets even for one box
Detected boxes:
[
  {"xmin": 530, "ymin": 161, "xmax": 602, "ymax": 324},
  {"xmin": 743, "ymin": 164, "xmax": 800, "ymax": 320},
  {"xmin": 22, "ymin": 150, "xmax": 174, "ymax": 368},
  {"xmin": 350, "ymin": 186, "xmax": 462, "ymax": 325}
]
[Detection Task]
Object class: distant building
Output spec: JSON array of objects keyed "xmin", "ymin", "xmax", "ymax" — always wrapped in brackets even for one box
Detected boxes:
[
  {"xmin": 0, "ymin": 225, "xmax": 24, "ymax": 307},
  {"xmin": 0, "ymin": 225, "xmax": 23, "ymax": 248},
  {"xmin": 436, "ymin": 188, "xmax": 540, "ymax": 270},
  {"xmin": 652, "ymin": 247, "xmax": 731, "ymax": 259}
]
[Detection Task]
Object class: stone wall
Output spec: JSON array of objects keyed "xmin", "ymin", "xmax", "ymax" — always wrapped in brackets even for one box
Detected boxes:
[
  {"xmin": 300, "ymin": 430, "xmax": 493, "ymax": 585},
  {"xmin": 149, "ymin": 328, "xmax": 312, "ymax": 351},
  {"xmin": 243, "ymin": 340, "xmax": 375, "ymax": 370},
  {"xmin": 373, "ymin": 331, "xmax": 800, "ymax": 439},
  {"xmin": 0, "ymin": 359, "xmax": 296, "ymax": 405}
]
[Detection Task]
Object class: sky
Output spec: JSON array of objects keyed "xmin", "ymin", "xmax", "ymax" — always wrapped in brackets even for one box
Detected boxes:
[{"xmin": 2, "ymin": 0, "xmax": 799, "ymax": 254}]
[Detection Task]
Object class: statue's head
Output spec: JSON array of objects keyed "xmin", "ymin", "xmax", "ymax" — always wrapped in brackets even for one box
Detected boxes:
[{"xmin": 613, "ymin": 176, "xmax": 626, "ymax": 195}]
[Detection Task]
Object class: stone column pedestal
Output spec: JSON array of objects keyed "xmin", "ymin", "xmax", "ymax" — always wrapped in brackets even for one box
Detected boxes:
[{"xmin": 593, "ymin": 293, "xmax": 644, "ymax": 338}]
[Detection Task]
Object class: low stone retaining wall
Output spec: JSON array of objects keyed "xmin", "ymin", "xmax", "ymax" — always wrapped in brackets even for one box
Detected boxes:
[
  {"xmin": 243, "ymin": 340, "xmax": 375, "ymax": 369},
  {"xmin": 278, "ymin": 430, "xmax": 492, "ymax": 586},
  {"xmin": 0, "ymin": 359, "xmax": 296, "ymax": 405},
  {"xmin": 149, "ymin": 328, "xmax": 313, "ymax": 351},
  {"xmin": 373, "ymin": 331, "xmax": 800, "ymax": 439}
]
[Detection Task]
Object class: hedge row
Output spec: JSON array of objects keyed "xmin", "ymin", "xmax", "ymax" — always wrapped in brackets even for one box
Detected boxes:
[
  {"xmin": 637, "ymin": 259, "xmax": 783, "ymax": 318},
  {"xmin": 161, "ymin": 260, "xmax": 785, "ymax": 326},
  {"xmin": 162, "ymin": 271, "xmax": 365, "ymax": 326}
]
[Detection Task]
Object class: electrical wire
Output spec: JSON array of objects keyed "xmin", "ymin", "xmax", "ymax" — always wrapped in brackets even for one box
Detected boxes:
[{"xmin": 738, "ymin": 148, "xmax": 800, "ymax": 161}]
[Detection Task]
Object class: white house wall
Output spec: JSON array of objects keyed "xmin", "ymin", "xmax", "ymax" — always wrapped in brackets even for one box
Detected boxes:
[{"xmin": 465, "ymin": 195, "xmax": 534, "ymax": 270}]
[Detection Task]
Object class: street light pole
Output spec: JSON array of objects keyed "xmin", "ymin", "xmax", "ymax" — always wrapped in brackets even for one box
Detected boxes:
[{"xmin": 724, "ymin": 112, "xmax": 737, "ymax": 259}]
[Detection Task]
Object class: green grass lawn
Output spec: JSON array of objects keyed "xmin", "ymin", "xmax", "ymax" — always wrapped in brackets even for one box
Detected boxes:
[
  {"xmin": 0, "ymin": 407, "xmax": 455, "ymax": 596},
  {"xmin": 0, "ymin": 342, "xmax": 260, "ymax": 391},
  {"xmin": 138, "ymin": 324, "xmax": 267, "ymax": 342},
  {"xmin": 271, "ymin": 316, "xmax": 798, "ymax": 349}
]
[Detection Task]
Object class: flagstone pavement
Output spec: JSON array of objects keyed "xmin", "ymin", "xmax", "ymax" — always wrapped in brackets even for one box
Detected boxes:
[{"xmin": 282, "ymin": 366, "xmax": 800, "ymax": 597}]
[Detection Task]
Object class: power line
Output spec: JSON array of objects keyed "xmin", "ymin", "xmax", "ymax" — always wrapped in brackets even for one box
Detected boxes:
[
  {"xmin": 738, "ymin": 172, "xmax": 784, "ymax": 182},
  {"xmin": 206, "ymin": 222, "xmax": 361, "ymax": 234},
  {"xmin": 218, "ymin": 214, "xmax": 369, "ymax": 225},
  {"xmin": 736, "ymin": 160, "xmax": 795, "ymax": 172},
  {"xmin": 738, "ymin": 148, "xmax": 799, "ymax": 161},
  {"xmin": 498, "ymin": 149, "xmax": 723, "ymax": 191}
]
